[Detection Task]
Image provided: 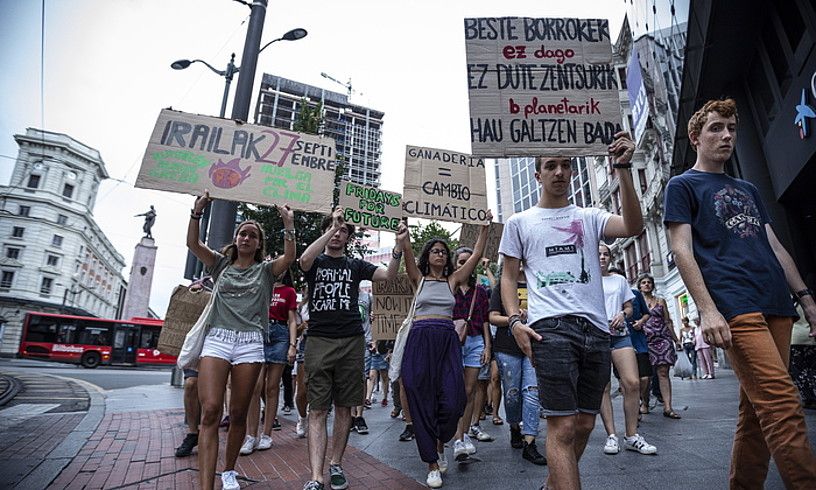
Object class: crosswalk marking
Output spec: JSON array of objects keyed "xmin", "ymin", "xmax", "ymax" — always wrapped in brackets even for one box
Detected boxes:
[{"xmin": 0, "ymin": 403, "xmax": 61, "ymax": 430}]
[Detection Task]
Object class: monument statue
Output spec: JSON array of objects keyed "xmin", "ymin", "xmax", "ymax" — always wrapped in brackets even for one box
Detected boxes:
[{"xmin": 135, "ymin": 205, "xmax": 157, "ymax": 239}]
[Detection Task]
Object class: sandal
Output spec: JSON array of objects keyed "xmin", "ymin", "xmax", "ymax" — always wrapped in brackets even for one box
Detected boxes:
[
  {"xmin": 663, "ymin": 411, "xmax": 682, "ymax": 419},
  {"xmin": 639, "ymin": 405, "xmax": 650, "ymax": 415},
  {"xmin": 492, "ymin": 416, "xmax": 504, "ymax": 425}
]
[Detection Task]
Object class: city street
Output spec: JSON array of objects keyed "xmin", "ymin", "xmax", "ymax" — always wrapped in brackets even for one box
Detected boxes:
[{"xmin": 2, "ymin": 359, "xmax": 814, "ymax": 488}]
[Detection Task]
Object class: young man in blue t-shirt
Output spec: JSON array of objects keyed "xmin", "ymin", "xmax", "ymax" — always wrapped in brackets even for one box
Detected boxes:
[{"xmin": 664, "ymin": 98, "xmax": 816, "ymax": 488}]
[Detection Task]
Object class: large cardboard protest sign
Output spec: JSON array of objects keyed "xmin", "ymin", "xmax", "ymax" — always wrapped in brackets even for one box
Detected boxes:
[
  {"xmin": 465, "ymin": 17, "xmax": 623, "ymax": 157},
  {"xmin": 338, "ymin": 180, "xmax": 403, "ymax": 233},
  {"xmin": 136, "ymin": 109, "xmax": 336, "ymax": 214},
  {"xmin": 372, "ymin": 274, "xmax": 415, "ymax": 340},
  {"xmin": 403, "ymin": 145, "xmax": 489, "ymax": 225},
  {"xmin": 459, "ymin": 221, "xmax": 504, "ymax": 263}
]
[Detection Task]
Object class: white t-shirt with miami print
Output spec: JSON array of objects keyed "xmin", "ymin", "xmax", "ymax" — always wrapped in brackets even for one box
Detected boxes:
[{"xmin": 499, "ymin": 205, "xmax": 613, "ymax": 333}]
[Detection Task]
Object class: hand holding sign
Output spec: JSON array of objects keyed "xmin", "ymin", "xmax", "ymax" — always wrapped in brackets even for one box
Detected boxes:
[
  {"xmin": 395, "ymin": 222, "xmax": 410, "ymax": 249},
  {"xmin": 276, "ymin": 204, "xmax": 295, "ymax": 229},
  {"xmin": 194, "ymin": 190, "xmax": 213, "ymax": 215},
  {"xmin": 332, "ymin": 206, "xmax": 346, "ymax": 230},
  {"xmin": 608, "ymin": 131, "xmax": 635, "ymax": 166}
]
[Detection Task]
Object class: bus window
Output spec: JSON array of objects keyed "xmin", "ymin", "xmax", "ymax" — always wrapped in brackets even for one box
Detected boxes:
[
  {"xmin": 139, "ymin": 326, "xmax": 160, "ymax": 349},
  {"xmin": 26, "ymin": 316, "xmax": 61, "ymax": 343},
  {"xmin": 75, "ymin": 320, "xmax": 112, "ymax": 346}
]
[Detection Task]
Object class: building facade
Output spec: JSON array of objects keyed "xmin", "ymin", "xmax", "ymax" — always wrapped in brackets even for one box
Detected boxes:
[
  {"xmin": 255, "ymin": 74, "xmax": 384, "ymax": 188},
  {"xmin": 0, "ymin": 129, "xmax": 126, "ymax": 356}
]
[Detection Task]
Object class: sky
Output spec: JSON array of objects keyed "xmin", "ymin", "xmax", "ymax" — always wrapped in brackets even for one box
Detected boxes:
[{"xmin": 0, "ymin": 0, "xmax": 632, "ymax": 316}]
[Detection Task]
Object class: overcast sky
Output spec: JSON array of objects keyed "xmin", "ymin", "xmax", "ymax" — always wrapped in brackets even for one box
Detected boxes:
[{"xmin": 0, "ymin": 0, "xmax": 632, "ymax": 316}]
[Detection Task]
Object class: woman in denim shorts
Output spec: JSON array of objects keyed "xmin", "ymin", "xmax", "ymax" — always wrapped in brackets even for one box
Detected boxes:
[
  {"xmin": 187, "ymin": 192, "xmax": 295, "ymax": 490},
  {"xmin": 241, "ymin": 271, "xmax": 298, "ymax": 455}
]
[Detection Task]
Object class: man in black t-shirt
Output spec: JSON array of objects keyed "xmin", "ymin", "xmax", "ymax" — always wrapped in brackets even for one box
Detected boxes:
[{"xmin": 299, "ymin": 207, "xmax": 405, "ymax": 490}]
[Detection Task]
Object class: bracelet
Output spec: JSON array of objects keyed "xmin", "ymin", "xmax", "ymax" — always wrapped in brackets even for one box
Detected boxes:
[
  {"xmin": 289, "ymin": 342, "xmax": 297, "ymax": 348},
  {"xmin": 190, "ymin": 213, "xmax": 202, "ymax": 220},
  {"xmin": 391, "ymin": 249, "xmax": 403, "ymax": 259},
  {"xmin": 612, "ymin": 162, "xmax": 632, "ymax": 169},
  {"xmin": 283, "ymin": 229, "xmax": 296, "ymax": 241},
  {"xmin": 796, "ymin": 287, "xmax": 814, "ymax": 299},
  {"xmin": 508, "ymin": 315, "xmax": 522, "ymax": 333}
]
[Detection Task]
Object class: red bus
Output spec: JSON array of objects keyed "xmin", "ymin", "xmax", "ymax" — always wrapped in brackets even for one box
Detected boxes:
[{"xmin": 18, "ymin": 312, "xmax": 176, "ymax": 368}]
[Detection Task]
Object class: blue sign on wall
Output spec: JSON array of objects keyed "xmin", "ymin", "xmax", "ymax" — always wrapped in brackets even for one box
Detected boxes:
[{"xmin": 627, "ymin": 50, "xmax": 649, "ymax": 144}]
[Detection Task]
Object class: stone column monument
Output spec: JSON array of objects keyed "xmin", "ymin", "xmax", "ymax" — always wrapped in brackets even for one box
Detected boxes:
[{"xmin": 121, "ymin": 208, "xmax": 158, "ymax": 319}]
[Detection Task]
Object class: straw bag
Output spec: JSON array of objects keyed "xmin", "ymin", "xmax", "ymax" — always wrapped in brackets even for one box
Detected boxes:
[
  {"xmin": 388, "ymin": 278, "xmax": 424, "ymax": 381},
  {"xmin": 158, "ymin": 282, "xmax": 212, "ymax": 356},
  {"xmin": 176, "ymin": 280, "xmax": 219, "ymax": 370}
]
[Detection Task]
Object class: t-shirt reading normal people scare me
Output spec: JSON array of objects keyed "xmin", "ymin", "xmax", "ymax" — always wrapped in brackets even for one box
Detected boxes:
[
  {"xmin": 499, "ymin": 205, "xmax": 613, "ymax": 333},
  {"xmin": 303, "ymin": 254, "xmax": 378, "ymax": 338}
]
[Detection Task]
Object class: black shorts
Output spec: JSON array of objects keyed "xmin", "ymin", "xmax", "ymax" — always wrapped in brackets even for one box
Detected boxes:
[
  {"xmin": 636, "ymin": 352, "xmax": 653, "ymax": 377},
  {"xmin": 530, "ymin": 315, "xmax": 611, "ymax": 416}
]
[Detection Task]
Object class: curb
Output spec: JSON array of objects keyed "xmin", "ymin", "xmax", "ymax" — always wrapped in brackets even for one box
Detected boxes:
[
  {"xmin": 0, "ymin": 374, "xmax": 22, "ymax": 406},
  {"xmin": 12, "ymin": 372, "xmax": 106, "ymax": 490}
]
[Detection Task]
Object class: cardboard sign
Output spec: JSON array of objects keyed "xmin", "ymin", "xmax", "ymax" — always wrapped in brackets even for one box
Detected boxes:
[
  {"xmin": 402, "ymin": 145, "xmax": 489, "ymax": 225},
  {"xmin": 372, "ymin": 274, "xmax": 415, "ymax": 340},
  {"xmin": 136, "ymin": 109, "xmax": 336, "ymax": 214},
  {"xmin": 338, "ymin": 180, "xmax": 403, "ymax": 232},
  {"xmin": 459, "ymin": 221, "xmax": 504, "ymax": 263},
  {"xmin": 465, "ymin": 17, "xmax": 623, "ymax": 157}
]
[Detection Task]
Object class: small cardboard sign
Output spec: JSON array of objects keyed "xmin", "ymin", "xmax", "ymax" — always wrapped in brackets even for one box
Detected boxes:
[
  {"xmin": 338, "ymin": 180, "xmax": 403, "ymax": 232},
  {"xmin": 372, "ymin": 274, "xmax": 415, "ymax": 340},
  {"xmin": 136, "ymin": 109, "xmax": 337, "ymax": 213},
  {"xmin": 465, "ymin": 17, "xmax": 623, "ymax": 157},
  {"xmin": 402, "ymin": 145, "xmax": 489, "ymax": 225},
  {"xmin": 459, "ymin": 221, "xmax": 505, "ymax": 263}
]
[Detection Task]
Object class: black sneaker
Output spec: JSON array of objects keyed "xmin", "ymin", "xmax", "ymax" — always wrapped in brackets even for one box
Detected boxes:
[
  {"xmin": 522, "ymin": 440, "xmax": 547, "ymax": 465},
  {"xmin": 510, "ymin": 425, "xmax": 523, "ymax": 449},
  {"xmin": 355, "ymin": 416, "xmax": 369, "ymax": 434},
  {"xmin": 272, "ymin": 418, "xmax": 281, "ymax": 431},
  {"xmin": 175, "ymin": 433, "xmax": 198, "ymax": 457},
  {"xmin": 399, "ymin": 424, "xmax": 414, "ymax": 441}
]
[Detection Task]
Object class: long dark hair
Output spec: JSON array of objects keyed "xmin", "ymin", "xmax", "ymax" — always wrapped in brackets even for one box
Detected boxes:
[
  {"xmin": 220, "ymin": 220, "xmax": 266, "ymax": 264},
  {"xmin": 454, "ymin": 246, "xmax": 476, "ymax": 288},
  {"xmin": 417, "ymin": 238, "xmax": 454, "ymax": 278}
]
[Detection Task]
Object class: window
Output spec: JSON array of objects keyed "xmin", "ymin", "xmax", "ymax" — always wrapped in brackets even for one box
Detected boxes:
[
  {"xmin": 52, "ymin": 235, "xmax": 64, "ymax": 247},
  {"xmin": 27, "ymin": 174, "xmax": 41, "ymax": 189},
  {"xmin": 1, "ymin": 271, "xmax": 14, "ymax": 289},
  {"xmin": 18, "ymin": 205, "xmax": 30, "ymax": 217},
  {"xmin": 40, "ymin": 277, "xmax": 53, "ymax": 295},
  {"xmin": 638, "ymin": 169, "xmax": 648, "ymax": 193},
  {"xmin": 12, "ymin": 227, "xmax": 24, "ymax": 238},
  {"xmin": 5, "ymin": 248, "xmax": 20, "ymax": 260},
  {"xmin": 47, "ymin": 255, "xmax": 59, "ymax": 267},
  {"xmin": 57, "ymin": 214, "xmax": 68, "ymax": 225},
  {"xmin": 62, "ymin": 183, "xmax": 75, "ymax": 199}
]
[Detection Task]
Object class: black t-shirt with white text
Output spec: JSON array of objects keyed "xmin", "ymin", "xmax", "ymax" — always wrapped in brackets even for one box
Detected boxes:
[{"xmin": 303, "ymin": 254, "xmax": 378, "ymax": 338}]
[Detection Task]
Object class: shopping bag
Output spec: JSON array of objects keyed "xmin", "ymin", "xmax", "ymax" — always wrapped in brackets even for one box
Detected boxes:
[
  {"xmin": 158, "ymin": 284, "xmax": 212, "ymax": 356},
  {"xmin": 673, "ymin": 350, "xmax": 694, "ymax": 378}
]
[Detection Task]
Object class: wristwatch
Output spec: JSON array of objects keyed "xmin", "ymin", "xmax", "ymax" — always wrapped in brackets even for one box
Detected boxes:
[{"xmin": 795, "ymin": 288, "xmax": 814, "ymax": 299}]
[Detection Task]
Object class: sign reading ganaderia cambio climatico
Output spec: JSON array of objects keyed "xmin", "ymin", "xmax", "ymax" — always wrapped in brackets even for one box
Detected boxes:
[
  {"xmin": 135, "ymin": 109, "xmax": 336, "ymax": 214},
  {"xmin": 403, "ymin": 145, "xmax": 489, "ymax": 225},
  {"xmin": 465, "ymin": 17, "xmax": 623, "ymax": 157}
]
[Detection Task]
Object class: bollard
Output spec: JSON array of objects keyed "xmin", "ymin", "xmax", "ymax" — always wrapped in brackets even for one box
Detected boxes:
[{"xmin": 171, "ymin": 367, "xmax": 184, "ymax": 387}]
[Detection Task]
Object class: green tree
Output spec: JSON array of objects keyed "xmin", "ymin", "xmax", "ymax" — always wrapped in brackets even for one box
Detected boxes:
[{"xmin": 408, "ymin": 220, "xmax": 459, "ymax": 257}]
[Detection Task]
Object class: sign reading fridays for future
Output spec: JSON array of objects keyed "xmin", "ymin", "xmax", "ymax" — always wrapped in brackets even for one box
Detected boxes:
[
  {"xmin": 465, "ymin": 17, "xmax": 623, "ymax": 157},
  {"xmin": 135, "ymin": 109, "xmax": 336, "ymax": 214},
  {"xmin": 402, "ymin": 145, "xmax": 489, "ymax": 226},
  {"xmin": 338, "ymin": 180, "xmax": 403, "ymax": 233}
]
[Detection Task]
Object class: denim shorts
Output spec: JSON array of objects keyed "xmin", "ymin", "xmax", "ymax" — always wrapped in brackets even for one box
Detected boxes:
[
  {"xmin": 462, "ymin": 334, "xmax": 485, "ymax": 368},
  {"xmin": 200, "ymin": 328, "xmax": 265, "ymax": 365},
  {"xmin": 366, "ymin": 351, "xmax": 389, "ymax": 372},
  {"xmin": 264, "ymin": 321, "xmax": 289, "ymax": 364},
  {"xmin": 610, "ymin": 333, "xmax": 633, "ymax": 350},
  {"xmin": 293, "ymin": 335, "xmax": 306, "ymax": 371},
  {"xmin": 530, "ymin": 315, "xmax": 611, "ymax": 416}
]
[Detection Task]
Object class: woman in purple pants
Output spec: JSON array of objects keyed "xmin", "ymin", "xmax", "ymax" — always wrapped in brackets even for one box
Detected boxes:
[{"xmin": 397, "ymin": 213, "xmax": 491, "ymax": 488}]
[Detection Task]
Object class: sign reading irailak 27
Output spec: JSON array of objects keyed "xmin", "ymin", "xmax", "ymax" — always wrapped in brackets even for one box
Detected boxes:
[
  {"xmin": 465, "ymin": 17, "xmax": 623, "ymax": 157},
  {"xmin": 135, "ymin": 109, "xmax": 336, "ymax": 214}
]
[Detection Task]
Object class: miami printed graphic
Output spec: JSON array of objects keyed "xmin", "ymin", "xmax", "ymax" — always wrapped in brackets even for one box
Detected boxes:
[
  {"xmin": 713, "ymin": 185, "xmax": 761, "ymax": 238},
  {"xmin": 535, "ymin": 219, "xmax": 590, "ymax": 289}
]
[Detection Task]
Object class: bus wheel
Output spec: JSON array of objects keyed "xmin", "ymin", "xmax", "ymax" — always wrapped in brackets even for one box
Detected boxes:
[{"xmin": 81, "ymin": 352, "xmax": 101, "ymax": 369}]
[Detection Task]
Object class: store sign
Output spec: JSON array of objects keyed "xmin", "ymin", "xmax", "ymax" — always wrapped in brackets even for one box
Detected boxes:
[{"xmin": 626, "ymin": 51, "xmax": 648, "ymax": 144}]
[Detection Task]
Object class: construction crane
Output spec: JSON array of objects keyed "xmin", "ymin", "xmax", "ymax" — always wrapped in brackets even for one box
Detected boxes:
[{"xmin": 320, "ymin": 71, "xmax": 363, "ymax": 97}]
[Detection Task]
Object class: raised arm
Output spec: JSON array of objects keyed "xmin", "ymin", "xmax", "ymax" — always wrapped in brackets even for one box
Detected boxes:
[
  {"xmin": 603, "ymin": 132, "xmax": 644, "ymax": 239},
  {"xmin": 451, "ymin": 212, "xmax": 493, "ymax": 288},
  {"xmin": 371, "ymin": 222, "xmax": 408, "ymax": 283},
  {"xmin": 766, "ymin": 224, "xmax": 816, "ymax": 335},
  {"xmin": 481, "ymin": 258, "xmax": 496, "ymax": 288},
  {"xmin": 187, "ymin": 191, "xmax": 217, "ymax": 269},
  {"xmin": 271, "ymin": 204, "xmax": 296, "ymax": 277},
  {"xmin": 400, "ymin": 223, "xmax": 422, "ymax": 287},
  {"xmin": 667, "ymin": 222, "xmax": 732, "ymax": 349},
  {"xmin": 299, "ymin": 207, "xmax": 344, "ymax": 273}
]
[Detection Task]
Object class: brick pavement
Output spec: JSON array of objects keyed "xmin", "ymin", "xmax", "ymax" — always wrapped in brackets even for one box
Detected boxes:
[{"xmin": 48, "ymin": 409, "xmax": 423, "ymax": 489}]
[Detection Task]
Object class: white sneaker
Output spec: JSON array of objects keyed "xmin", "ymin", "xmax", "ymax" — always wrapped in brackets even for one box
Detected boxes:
[
  {"xmin": 453, "ymin": 440, "xmax": 469, "ymax": 462},
  {"xmin": 296, "ymin": 416, "xmax": 308, "ymax": 438},
  {"xmin": 221, "ymin": 470, "xmax": 241, "ymax": 490},
  {"xmin": 239, "ymin": 435, "xmax": 256, "ymax": 455},
  {"xmin": 603, "ymin": 434, "xmax": 620, "ymax": 455},
  {"xmin": 437, "ymin": 451, "xmax": 448, "ymax": 474},
  {"xmin": 257, "ymin": 434, "xmax": 273, "ymax": 450},
  {"xmin": 624, "ymin": 434, "xmax": 657, "ymax": 455},
  {"xmin": 468, "ymin": 424, "xmax": 494, "ymax": 442},
  {"xmin": 462, "ymin": 434, "xmax": 477, "ymax": 455},
  {"xmin": 426, "ymin": 469, "xmax": 443, "ymax": 488}
]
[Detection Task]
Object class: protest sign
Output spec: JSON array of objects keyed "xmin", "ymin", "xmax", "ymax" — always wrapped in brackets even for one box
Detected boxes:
[
  {"xmin": 402, "ymin": 145, "xmax": 489, "ymax": 225},
  {"xmin": 626, "ymin": 49, "xmax": 648, "ymax": 144},
  {"xmin": 136, "ymin": 109, "xmax": 336, "ymax": 214},
  {"xmin": 465, "ymin": 17, "xmax": 623, "ymax": 157},
  {"xmin": 338, "ymin": 180, "xmax": 403, "ymax": 232},
  {"xmin": 459, "ymin": 221, "xmax": 504, "ymax": 263},
  {"xmin": 372, "ymin": 274, "xmax": 415, "ymax": 340}
]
